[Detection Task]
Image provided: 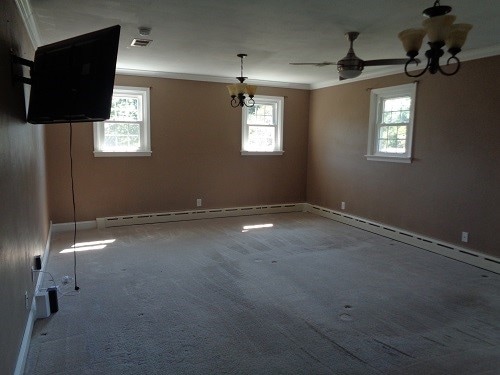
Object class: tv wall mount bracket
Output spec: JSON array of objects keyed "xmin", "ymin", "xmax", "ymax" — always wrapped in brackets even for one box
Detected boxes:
[{"xmin": 10, "ymin": 50, "xmax": 33, "ymax": 85}]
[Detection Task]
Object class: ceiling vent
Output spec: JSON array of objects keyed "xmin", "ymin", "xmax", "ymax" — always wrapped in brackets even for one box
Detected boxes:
[{"xmin": 131, "ymin": 38, "xmax": 152, "ymax": 47}]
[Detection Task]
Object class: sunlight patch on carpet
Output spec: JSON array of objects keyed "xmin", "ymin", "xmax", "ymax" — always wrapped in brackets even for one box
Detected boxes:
[
  {"xmin": 60, "ymin": 239, "xmax": 116, "ymax": 253},
  {"xmin": 242, "ymin": 223, "xmax": 273, "ymax": 232}
]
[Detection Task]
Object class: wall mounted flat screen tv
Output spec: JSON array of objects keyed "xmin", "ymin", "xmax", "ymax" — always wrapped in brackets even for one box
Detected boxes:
[{"xmin": 27, "ymin": 25, "xmax": 121, "ymax": 124}]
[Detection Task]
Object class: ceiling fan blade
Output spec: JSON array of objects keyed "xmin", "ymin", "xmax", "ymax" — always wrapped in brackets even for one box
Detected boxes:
[
  {"xmin": 289, "ymin": 62, "xmax": 336, "ymax": 67},
  {"xmin": 363, "ymin": 58, "xmax": 413, "ymax": 66}
]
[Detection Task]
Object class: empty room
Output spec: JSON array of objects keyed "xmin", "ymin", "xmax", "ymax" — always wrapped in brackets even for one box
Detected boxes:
[{"xmin": 1, "ymin": 0, "xmax": 499, "ymax": 374}]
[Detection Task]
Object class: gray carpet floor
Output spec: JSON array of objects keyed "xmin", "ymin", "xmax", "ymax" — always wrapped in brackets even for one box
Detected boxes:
[{"xmin": 25, "ymin": 212, "xmax": 500, "ymax": 374}]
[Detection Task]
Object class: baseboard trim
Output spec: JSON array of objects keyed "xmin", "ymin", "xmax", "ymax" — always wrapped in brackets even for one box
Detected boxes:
[
  {"xmin": 52, "ymin": 203, "xmax": 498, "ymax": 273},
  {"xmin": 52, "ymin": 220, "xmax": 97, "ymax": 233},
  {"xmin": 96, "ymin": 203, "xmax": 305, "ymax": 229},
  {"xmin": 304, "ymin": 203, "xmax": 499, "ymax": 274},
  {"xmin": 14, "ymin": 221, "xmax": 53, "ymax": 375}
]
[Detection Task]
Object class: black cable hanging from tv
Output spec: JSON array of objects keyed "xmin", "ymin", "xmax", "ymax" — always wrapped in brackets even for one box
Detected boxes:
[
  {"xmin": 11, "ymin": 25, "xmax": 122, "ymax": 292},
  {"xmin": 69, "ymin": 121, "xmax": 79, "ymax": 291}
]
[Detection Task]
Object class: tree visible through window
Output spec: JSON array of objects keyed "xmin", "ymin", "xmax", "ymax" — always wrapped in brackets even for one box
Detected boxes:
[
  {"xmin": 93, "ymin": 86, "xmax": 151, "ymax": 157},
  {"xmin": 247, "ymin": 103, "xmax": 275, "ymax": 150},
  {"xmin": 367, "ymin": 83, "xmax": 417, "ymax": 163},
  {"xmin": 377, "ymin": 96, "xmax": 411, "ymax": 154},
  {"xmin": 242, "ymin": 95, "xmax": 284, "ymax": 154},
  {"xmin": 104, "ymin": 95, "xmax": 141, "ymax": 151}
]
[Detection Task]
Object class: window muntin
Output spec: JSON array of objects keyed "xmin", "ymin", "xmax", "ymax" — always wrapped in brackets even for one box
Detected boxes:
[
  {"xmin": 93, "ymin": 86, "xmax": 151, "ymax": 157},
  {"xmin": 242, "ymin": 95, "xmax": 284, "ymax": 154},
  {"xmin": 367, "ymin": 83, "xmax": 416, "ymax": 163}
]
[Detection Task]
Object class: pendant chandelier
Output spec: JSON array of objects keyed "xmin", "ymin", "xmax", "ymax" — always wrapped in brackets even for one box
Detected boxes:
[
  {"xmin": 227, "ymin": 54, "xmax": 257, "ymax": 107},
  {"xmin": 398, "ymin": 1, "xmax": 472, "ymax": 77}
]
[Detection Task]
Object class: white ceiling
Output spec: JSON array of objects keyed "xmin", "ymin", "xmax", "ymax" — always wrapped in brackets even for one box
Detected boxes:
[{"xmin": 23, "ymin": 0, "xmax": 500, "ymax": 88}]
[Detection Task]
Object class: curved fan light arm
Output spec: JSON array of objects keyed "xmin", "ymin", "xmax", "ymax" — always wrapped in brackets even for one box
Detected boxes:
[{"xmin": 404, "ymin": 58, "xmax": 428, "ymax": 78}]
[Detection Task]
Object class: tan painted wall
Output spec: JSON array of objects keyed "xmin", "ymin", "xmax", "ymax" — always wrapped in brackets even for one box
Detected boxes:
[
  {"xmin": 307, "ymin": 55, "xmax": 500, "ymax": 256},
  {"xmin": 0, "ymin": 1, "xmax": 50, "ymax": 373},
  {"xmin": 45, "ymin": 76, "xmax": 310, "ymax": 222}
]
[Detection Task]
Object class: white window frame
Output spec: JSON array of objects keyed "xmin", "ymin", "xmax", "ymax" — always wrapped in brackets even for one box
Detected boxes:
[
  {"xmin": 366, "ymin": 83, "xmax": 417, "ymax": 163},
  {"xmin": 93, "ymin": 86, "xmax": 151, "ymax": 157},
  {"xmin": 241, "ymin": 95, "xmax": 284, "ymax": 155}
]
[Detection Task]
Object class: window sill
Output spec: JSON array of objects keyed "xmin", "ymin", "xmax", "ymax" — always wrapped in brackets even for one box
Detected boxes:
[
  {"xmin": 241, "ymin": 150, "xmax": 284, "ymax": 156},
  {"xmin": 365, "ymin": 155, "xmax": 412, "ymax": 164},
  {"xmin": 94, "ymin": 151, "xmax": 152, "ymax": 157}
]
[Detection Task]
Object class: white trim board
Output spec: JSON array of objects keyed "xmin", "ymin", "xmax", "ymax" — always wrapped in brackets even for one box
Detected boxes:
[
  {"xmin": 14, "ymin": 221, "xmax": 53, "ymax": 375},
  {"xmin": 53, "ymin": 203, "xmax": 498, "ymax": 273},
  {"xmin": 51, "ymin": 220, "xmax": 97, "ymax": 233},
  {"xmin": 14, "ymin": 0, "xmax": 42, "ymax": 49},
  {"xmin": 304, "ymin": 203, "xmax": 499, "ymax": 274},
  {"xmin": 96, "ymin": 203, "xmax": 305, "ymax": 229},
  {"xmin": 116, "ymin": 68, "xmax": 310, "ymax": 90}
]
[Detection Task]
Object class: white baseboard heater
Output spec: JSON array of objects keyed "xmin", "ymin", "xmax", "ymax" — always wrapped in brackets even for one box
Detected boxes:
[
  {"xmin": 89, "ymin": 202, "xmax": 499, "ymax": 273},
  {"xmin": 303, "ymin": 203, "xmax": 499, "ymax": 274},
  {"xmin": 96, "ymin": 203, "xmax": 305, "ymax": 229}
]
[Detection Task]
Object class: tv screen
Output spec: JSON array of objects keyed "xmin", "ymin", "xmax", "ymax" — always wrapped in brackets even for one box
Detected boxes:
[{"xmin": 27, "ymin": 25, "xmax": 121, "ymax": 124}]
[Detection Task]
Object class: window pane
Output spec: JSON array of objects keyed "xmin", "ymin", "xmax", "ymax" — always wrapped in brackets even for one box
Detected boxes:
[
  {"xmin": 388, "ymin": 139, "xmax": 398, "ymax": 148},
  {"xmin": 383, "ymin": 97, "xmax": 411, "ymax": 111},
  {"xmin": 391, "ymin": 112, "xmax": 401, "ymax": 123},
  {"xmin": 381, "ymin": 96, "xmax": 411, "ymax": 125},
  {"xmin": 110, "ymin": 96, "xmax": 142, "ymax": 121},
  {"xmin": 103, "ymin": 123, "xmax": 141, "ymax": 151},
  {"xmin": 378, "ymin": 138, "xmax": 406, "ymax": 154},
  {"xmin": 379, "ymin": 126, "xmax": 388, "ymax": 139},
  {"xmin": 378, "ymin": 140, "xmax": 388, "ymax": 152},
  {"xmin": 382, "ymin": 112, "xmax": 391, "ymax": 124},
  {"xmin": 397, "ymin": 126, "xmax": 407, "ymax": 139},
  {"xmin": 377, "ymin": 125, "xmax": 407, "ymax": 154},
  {"xmin": 248, "ymin": 126, "xmax": 275, "ymax": 150},
  {"xmin": 247, "ymin": 104, "xmax": 275, "ymax": 125},
  {"xmin": 388, "ymin": 126, "xmax": 397, "ymax": 138},
  {"xmin": 396, "ymin": 140, "xmax": 406, "ymax": 152}
]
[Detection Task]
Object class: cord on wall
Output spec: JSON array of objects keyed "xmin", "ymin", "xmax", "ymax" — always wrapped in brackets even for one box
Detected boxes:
[{"xmin": 69, "ymin": 122, "xmax": 80, "ymax": 291}]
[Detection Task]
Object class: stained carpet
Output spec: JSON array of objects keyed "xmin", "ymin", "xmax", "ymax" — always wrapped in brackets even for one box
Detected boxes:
[{"xmin": 25, "ymin": 212, "xmax": 500, "ymax": 374}]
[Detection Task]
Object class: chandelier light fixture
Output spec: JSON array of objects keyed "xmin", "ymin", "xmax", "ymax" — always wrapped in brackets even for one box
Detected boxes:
[
  {"xmin": 398, "ymin": 1, "xmax": 472, "ymax": 77},
  {"xmin": 227, "ymin": 53, "xmax": 257, "ymax": 108}
]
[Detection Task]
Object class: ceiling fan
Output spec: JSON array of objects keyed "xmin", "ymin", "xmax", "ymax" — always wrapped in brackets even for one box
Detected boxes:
[{"xmin": 290, "ymin": 31, "xmax": 413, "ymax": 80}]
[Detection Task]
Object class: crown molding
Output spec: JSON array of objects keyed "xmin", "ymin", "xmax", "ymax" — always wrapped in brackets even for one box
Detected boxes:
[
  {"xmin": 459, "ymin": 44, "xmax": 500, "ymax": 62},
  {"xmin": 119, "ymin": 43, "xmax": 500, "ymax": 91},
  {"xmin": 14, "ymin": 0, "xmax": 42, "ymax": 49},
  {"xmin": 11, "ymin": 1, "xmax": 500, "ymax": 92},
  {"xmin": 116, "ymin": 68, "xmax": 311, "ymax": 90}
]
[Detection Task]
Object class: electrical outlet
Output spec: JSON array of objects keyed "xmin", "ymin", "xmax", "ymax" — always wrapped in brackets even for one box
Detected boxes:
[
  {"xmin": 341, "ymin": 201, "xmax": 346, "ymax": 210},
  {"xmin": 196, "ymin": 198, "xmax": 202, "ymax": 207},
  {"xmin": 25, "ymin": 291, "xmax": 29, "ymax": 310},
  {"xmin": 461, "ymin": 231, "xmax": 469, "ymax": 243}
]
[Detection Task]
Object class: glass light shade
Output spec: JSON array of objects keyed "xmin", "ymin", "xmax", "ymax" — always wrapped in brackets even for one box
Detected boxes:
[
  {"xmin": 398, "ymin": 28, "xmax": 426, "ymax": 53},
  {"xmin": 245, "ymin": 85, "xmax": 257, "ymax": 96},
  {"xmin": 446, "ymin": 23, "xmax": 473, "ymax": 49},
  {"xmin": 235, "ymin": 83, "xmax": 247, "ymax": 94},
  {"xmin": 422, "ymin": 15, "xmax": 456, "ymax": 42},
  {"xmin": 227, "ymin": 84, "xmax": 238, "ymax": 96}
]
